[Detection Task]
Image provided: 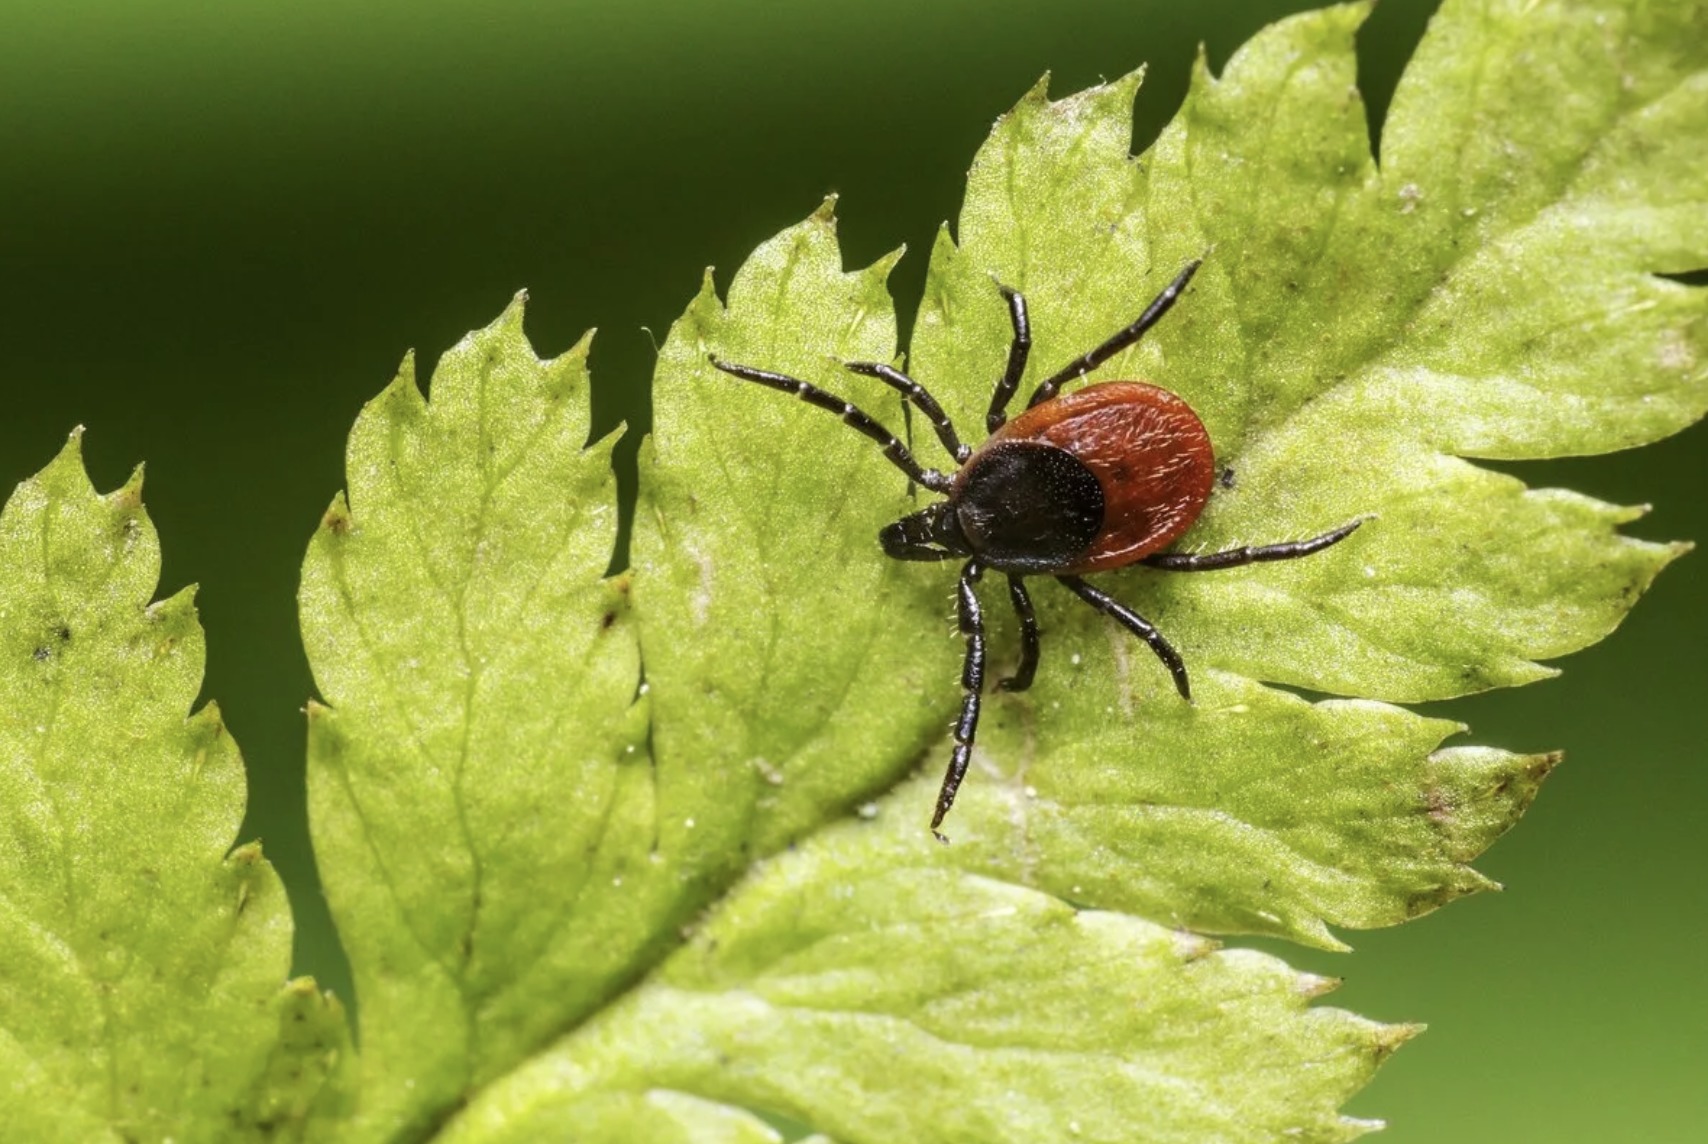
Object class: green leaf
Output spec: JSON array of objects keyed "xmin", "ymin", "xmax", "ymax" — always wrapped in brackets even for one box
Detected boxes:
[
  {"xmin": 293, "ymin": 1, "xmax": 1705, "ymax": 1139},
  {"xmin": 0, "ymin": 433, "xmax": 346, "ymax": 1142},
  {"xmin": 300, "ymin": 298, "xmax": 646, "ymax": 1140},
  {"xmin": 441, "ymin": 820, "xmax": 1411, "ymax": 1144}
]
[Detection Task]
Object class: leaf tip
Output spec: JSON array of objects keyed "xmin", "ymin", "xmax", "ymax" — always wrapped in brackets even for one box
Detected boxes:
[
  {"xmin": 62, "ymin": 422, "xmax": 87, "ymax": 453},
  {"xmin": 395, "ymin": 347, "xmax": 418, "ymax": 386},
  {"xmin": 1298, "ymin": 916, "xmax": 1353, "ymax": 952},
  {"xmin": 190, "ymin": 698, "xmax": 227, "ymax": 736},
  {"xmin": 1373, "ymin": 1021, "xmax": 1426, "ymax": 1061},
  {"xmin": 690, "ymin": 265, "xmax": 723, "ymax": 317},
  {"xmin": 1111, "ymin": 64, "xmax": 1146, "ymax": 102},
  {"xmin": 42, "ymin": 425, "xmax": 97, "ymax": 493},
  {"xmin": 1172, "ymin": 929, "xmax": 1221, "ymax": 960},
  {"xmin": 1531, "ymin": 748, "xmax": 1565, "ymax": 780},
  {"xmin": 305, "ymin": 699, "xmax": 347, "ymax": 759},
  {"xmin": 106, "ymin": 462, "xmax": 147, "ymax": 510},
  {"xmin": 868, "ymin": 244, "xmax": 907, "ymax": 282},
  {"xmin": 1340, "ymin": 1116, "xmax": 1388, "ymax": 1138},
  {"xmin": 496, "ymin": 289, "xmax": 531, "ymax": 338},
  {"xmin": 380, "ymin": 350, "xmax": 427, "ymax": 415},
  {"xmin": 811, "ymin": 193, "xmax": 838, "ymax": 225},
  {"xmin": 1297, "ymin": 972, "xmax": 1344, "ymax": 999},
  {"xmin": 1340, "ymin": 0, "xmax": 1378, "ymax": 27},
  {"xmin": 229, "ymin": 838, "xmax": 266, "ymax": 866},
  {"xmin": 282, "ymin": 974, "xmax": 320, "ymax": 999},
  {"xmin": 320, "ymin": 492, "xmax": 353, "ymax": 538},
  {"xmin": 144, "ymin": 583, "xmax": 200, "ymax": 630},
  {"xmin": 1190, "ymin": 41, "xmax": 1213, "ymax": 88},
  {"xmin": 565, "ymin": 327, "xmax": 596, "ymax": 362}
]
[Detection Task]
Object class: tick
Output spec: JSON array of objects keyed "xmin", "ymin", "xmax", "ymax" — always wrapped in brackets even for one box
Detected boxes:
[{"xmin": 711, "ymin": 259, "xmax": 1362, "ymax": 841}]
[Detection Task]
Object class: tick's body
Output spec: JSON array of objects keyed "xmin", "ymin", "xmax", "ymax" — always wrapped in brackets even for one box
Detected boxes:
[
  {"xmin": 711, "ymin": 259, "xmax": 1361, "ymax": 840},
  {"xmin": 949, "ymin": 381, "xmax": 1215, "ymax": 574}
]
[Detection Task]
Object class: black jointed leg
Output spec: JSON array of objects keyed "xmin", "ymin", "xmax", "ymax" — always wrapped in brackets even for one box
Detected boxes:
[
  {"xmin": 898, "ymin": 398, "xmax": 917, "ymax": 499},
  {"xmin": 1027, "ymin": 259, "xmax": 1203, "ymax": 409},
  {"xmin": 1143, "ymin": 517, "xmax": 1365, "ymax": 572},
  {"xmin": 709, "ymin": 357, "xmax": 953, "ymax": 493},
  {"xmin": 932, "ymin": 560, "xmax": 987, "ymax": 842},
  {"xmin": 1056, "ymin": 575, "xmax": 1191, "ymax": 701},
  {"xmin": 843, "ymin": 360, "xmax": 969, "ymax": 463},
  {"xmin": 985, "ymin": 285, "xmax": 1033, "ymax": 434},
  {"xmin": 996, "ymin": 574, "xmax": 1040, "ymax": 693}
]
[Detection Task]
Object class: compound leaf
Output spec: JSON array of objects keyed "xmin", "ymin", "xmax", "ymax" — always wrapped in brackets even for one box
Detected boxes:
[{"xmin": 294, "ymin": 1, "xmax": 1705, "ymax": 1139}]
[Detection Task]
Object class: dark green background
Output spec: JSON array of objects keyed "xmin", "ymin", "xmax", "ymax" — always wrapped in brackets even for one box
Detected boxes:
[{"xmin": 2, "ymin": 1, "xmax": 1702, "ymax": 1139}]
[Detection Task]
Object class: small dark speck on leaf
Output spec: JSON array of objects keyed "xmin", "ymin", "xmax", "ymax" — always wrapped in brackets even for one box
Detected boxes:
[
  {"xmin": 1219, "ymin": 466, "xmax": 1236, "ymax": 489},
  {"xmin": 32, "ymin": 646, "xmax": 49, "ymax": 662},
  {"xmin": 1425, "ymin": 788, "xmax": 1452, "ymax": 823},
  {"xmin": 601, "ymin": 612, "xmax": 617, "ymax": 630}
]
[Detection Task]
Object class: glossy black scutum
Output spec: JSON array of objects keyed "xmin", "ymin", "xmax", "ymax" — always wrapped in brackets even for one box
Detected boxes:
[{"xmin": 955, "ymin": 441, "xmax": 1104, "ymax": 572}]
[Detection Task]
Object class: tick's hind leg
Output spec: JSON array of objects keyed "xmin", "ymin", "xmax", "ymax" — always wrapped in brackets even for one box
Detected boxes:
[
  {"xmin": 1142, "ymin": 517, "xmax": 1365, "ymax": 572},
  {"xmin": 1056, "ymin": 575, "xmax": 1190, "ymax": 701},
  {"xmin": 996, "ymin": 574, "xmax": 1040, "ymax": 693},
  {"xmin": 932, "ymin": 560, "xmax": 988, "ymax": 843},
  {"xmin": 1027, "ymin": 258, "xmax": 1202, "ymax": 409}
]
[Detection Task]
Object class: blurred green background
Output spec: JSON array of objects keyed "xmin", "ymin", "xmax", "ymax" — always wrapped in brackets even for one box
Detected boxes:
[{"xmin": 1, "ymin": 0, "xmax": 1701, "ymax": 1139}]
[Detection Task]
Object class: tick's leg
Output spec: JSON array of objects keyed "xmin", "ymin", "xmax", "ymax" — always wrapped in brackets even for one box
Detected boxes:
[
  {"xmin": 1056, "ymin": 575, "xmax": 1190, "ymax": 701},
  {"xmin": 881, "ymin": 539, "xmax": 963, "ymax": 563},
  {"xmin": 710, "ymin": 357, "xmax": 952, "ymax": 492},
  {"xmin": 985, "ymin": 285, "xmax": 1032, "ymax": 433},
  {"xmin": 1027, "ymin": 259, "xmax": 1202, "ymax": 409},
  {"xmin": 843, "ymin": 360, "xmax": 969, "ymax": 463},
  {"xmin": 1143, "ymin": 517, "xmax": 1365, "ymax": 572},
  {"xmin": 996, "ymin": 574, "xmax": 1040, "ymax": 693},
  {"xmin": 899, "ymin": 398, "xmax": 918, "ymax": 499},
  {"xmin": 932, "ymin": 560, "xmax": 988, "ymax": 843}
]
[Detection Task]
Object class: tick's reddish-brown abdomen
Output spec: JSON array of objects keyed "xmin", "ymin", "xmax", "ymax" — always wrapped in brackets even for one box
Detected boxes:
[{"xmin": 978, "ymin": 381, "xmax": 1215, "ymax": 574}]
